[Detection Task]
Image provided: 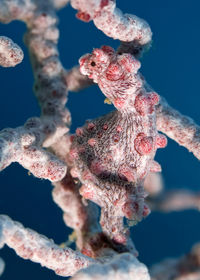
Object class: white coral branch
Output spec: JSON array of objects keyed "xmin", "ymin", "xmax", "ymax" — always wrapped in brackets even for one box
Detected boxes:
[
  {"xmin": 149, "ymin": 189, "xmax": 200, "ymax": 212},
  {"xmin": 0, "ymin": 124, "xmax": 67, "ymax": 182},
  {"xmin": 0, "ymin": 36, "xmax": 24, "ymax": 67},
  {"xmin": 52, "ymin": 0, "xmax": 70, "ymax": 10},
  {"xmin": 0, "ymin": 215, "xmax": 95, "ymax": 277},
  {"xmin": 156, "ymin": 98, "xmax": 200, "ymax": 160},
  {"xmin": 0, "ymin": 0, "xmax": 35, "ymax": 23},
  {"xmin": 70, "ymin": 0, "xmax": 152, "ymax": 46},
  {"xmin": 71, "ymin": 252, "xmax": 150, "ymax": 280}
]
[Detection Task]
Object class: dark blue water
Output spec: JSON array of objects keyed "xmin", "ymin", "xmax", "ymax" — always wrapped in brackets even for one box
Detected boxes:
[{"xmin": 0, "ymin": 1, "xmax": 200, "ymax": 279}]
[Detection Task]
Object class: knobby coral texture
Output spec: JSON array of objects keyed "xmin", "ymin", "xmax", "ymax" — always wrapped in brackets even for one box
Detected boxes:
[{"xmin": 0, "ymin": 0, "xmax": 200, "ymax": 279}]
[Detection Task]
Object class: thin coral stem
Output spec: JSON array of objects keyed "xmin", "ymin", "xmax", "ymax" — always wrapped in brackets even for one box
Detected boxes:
[
  {"xmin": 148, "ymin": 189, "xmax": 200, "ymax": 213},
  {"xmin": 52, "ymin": 173, "xmax": 100, "ymax": 251},
  {"xmin": 64, "ymin": 66, "xmax": 94, "ymax": 92}
]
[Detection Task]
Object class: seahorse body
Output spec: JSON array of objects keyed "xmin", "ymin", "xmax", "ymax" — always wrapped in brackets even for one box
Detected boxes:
[{"xmin": 69, "ymin": 46, "xmax": 167, "ymax": 245}]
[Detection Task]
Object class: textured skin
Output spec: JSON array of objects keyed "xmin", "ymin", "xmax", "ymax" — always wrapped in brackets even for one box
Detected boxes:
[
  {"xmin": 69, "ymin": 46, "xmax": 167, "ymax": 245},
  {"xmin": 71, "ymin": 252, "xmax": 150, "ymax": 280},
  {"xmin": 71, "ymin": 0, "xmax": 152, "ymax": 46},
  {"xmin": 0, "ymin": 215, "xmax": 94, "ymax": 277},
  {"xmin": 0, "ymin": 36, "xmax": 24, "ymax": 67}
]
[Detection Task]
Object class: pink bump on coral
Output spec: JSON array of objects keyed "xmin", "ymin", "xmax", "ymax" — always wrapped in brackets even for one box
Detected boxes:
[
  {"xmin": 76, "ymin": 11, "xmax": 91, "ymax": 22},
  {"xmin": 87, "ymin": 138, "xmax": 97, "ymax": 146},
  {"xmin": 156, "ymin": 133, "xmax": 167, "ymax": 148},
  {"xmin": 149, "ymin": 160, "xmax": 162, "ymax": 173},
  {"xmin": 134, "ymin": 91, "xmax": 159, "ymax": 116},
  {"xmin": 134, "ymin": 133, "xmax": 154, "ymax": 155}
]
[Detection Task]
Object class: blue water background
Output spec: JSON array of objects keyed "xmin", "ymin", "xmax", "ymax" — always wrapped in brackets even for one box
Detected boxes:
[{"xmin": 0, "ymin": 1, "xmax": 200, "ymax": 279}]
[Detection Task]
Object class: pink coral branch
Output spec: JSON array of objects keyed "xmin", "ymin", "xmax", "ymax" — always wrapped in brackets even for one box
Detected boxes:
[
  {"xmin": 64, "ymin": 66, "xmax": 94, "ymax": 92},
  {"xmin": 0, "ymin": 215, "xmax": 149, "ymax": 279},
  {"xmin": 0, "ymin": 0, "xmax": 35, "ymax": 24},
  {"xmin": 71, "ymin": 0, "xmax": 152, "ymax": 56},
  {"xmin": 0, "ymin": 0, "xmax": 71, "ymax": 148},
  {"xmin": 148, "ymin": 189, "xmax": 200, "ymax": 213},
  {"xmin": 70, "ymin": 0, "xmax": 152, "ymax": 45},
  {"xmin": 144, "ymin": 172, "xmax": 200, "ymax": 213},
  {"xmin": 143, "ymin": 173, "xmax": 200, "ymax": 213},
  {"xmin": 156, "ymin": 98, "xmax": 200, "ymax": 160},
  {"xmin": 0, "ymin": 0, "xmax": 72, "ymax": 180},
  {"xmin": 23, "ymin": 2, "xmax": 71, "ymax": 147},
  {"xmin": 0, "ymin": 215, "xmax": 95, "ymax": 277},
  {"xmin": 0, "ymin": 122, "xmax": 67, "ymax": 182},
  {"xmin": 0, "ymin": 36, "xmax": 24, "ymax": 67},
  {"xmin": 150, "ymin": 243, "xmax": 200, "ymax": 280},
  {"xmin": 143, "ymin": 172, "xmax": 164, "ymax": 197},
  {"xmin": 71, "ymin": 252, "xmax": 150, "ymax": 280},
  {"xmin": 52, "ymin": 173, "xmax": 100, "ymax": 251}
]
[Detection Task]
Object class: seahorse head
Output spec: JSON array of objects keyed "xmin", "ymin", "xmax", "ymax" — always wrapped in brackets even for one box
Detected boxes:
[
  {"xmin": 79, "ymin": 45, "xmax": 140, "ymax": 81},
  {"xmin": 79, "ymin": 46, "xmax": 142, "ymax": 111}
]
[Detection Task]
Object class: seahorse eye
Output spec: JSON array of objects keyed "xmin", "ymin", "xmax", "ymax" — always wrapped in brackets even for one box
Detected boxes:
[{"xmin": 90, "ymin": 61, "xmax": 96, "ymax": 67}]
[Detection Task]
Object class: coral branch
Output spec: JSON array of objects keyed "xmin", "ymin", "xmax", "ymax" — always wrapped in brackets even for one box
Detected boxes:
[
  {"xmin": 0, "ymin": 0, "xmax": 72, "ymax": 181},
  {"xmin": 156, "ymin": 98, "xmax": 200, "ymax": 160},
  {"xmin": 1, "ymin": 0, "xmax": 71, "ymax": 147},
  {"xmin": 52, "ymin": 0, "xmax": 70, "ymax": 10},
  {"xmin": 149, "ymin": 189, "xmax": 200, "ymax": 213},
  {"xmin": 64, "ymin": 66, "xmax": 94, "ymax": 92},
  {"xmin": 0, "ymin": 215, "xmax": 95, "ymax": 277},
  {"xmin": 23, "ymin": 2, "xmax": 71, "ymax": 147},
  {"xmin": 150, "ymin": 243, "xmax": 200, "ymax": 280},
  {"xmin": 71, "ymin": 0, "xmax": 152, "ymax": 46},
  {"xmin": 0, "ymin": 121, "xmax": 67, "ymax": 182},
  {"xmin": 0, "ymin": 0, "xmax": 35, "ymax": 23},
  {"xmin": 52, "ymin": 173, "xmax": 100, "ymax": 251},
  {"xmin": 144, "ymin": 172, "xmax": 164, "ymax": 197},
  {"xmin": 144, "ymin": 173, "xmax": 200, "ymax": 214},
  {"xmin": 71, "ymin": 252, "xmax": 150, "ymax": 280},
  {"xmin": 0, "ymin": 257, "xmax": 5, "ymax": 277},
  {"xmin": 0, "ymin": 36, "xmax": 24, "ymax": 67}
]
